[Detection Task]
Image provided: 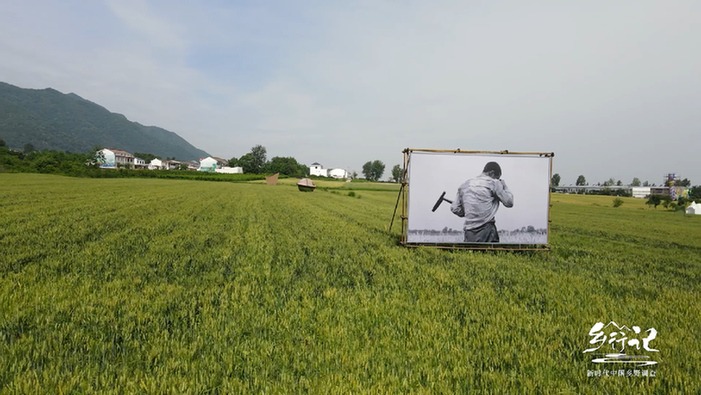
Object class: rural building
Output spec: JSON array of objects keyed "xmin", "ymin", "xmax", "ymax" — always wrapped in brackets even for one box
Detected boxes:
[
  {"xmin": 164, "ymin": 160, "xmax": 182, "ymax": 170},
  {"xmin": 649, "ymin": 186, "xmax": 690, "ymax": 199},
  {"xmin": 328, "ymin": 168, "xmax": 349, "ymax": 179},
  {"xmin": 183, "ymin": 161, "xmax": 200, "ymax": 171},
  {"xmin": 686, "ymin": 202, "xmax": 701, "ymax": 215},
  {"xmin": 198, "ymin": 156, "xmax": 229, "ymax": 172},
  {"xmin": 133, "ymin": 157, "xmax": 147, "ymax": 169},
  {"xmin": 148, "ymin": 158, "xmax": 165, "ymax": 170},
  {"xmin": 310, "ymin": 162, "xmax": 349, "ymax": 179},
  {"xmin": 198, "ymin": 157, "xmax": 218, "ymax": 171},
  {"xmin": 98, "ymin": 148, "xmax": 134, "ymax": 169},
  {"xmin": 98, "ymin": 148, "xmax": 116, "ymax": 169},
  {"xmin": 149, "ymin": 159, "xmax": 184, "ymax": 170},
  {"xmin": 111, "ymin": 149, "xmax": 134, "ymax": 167},
  {"xmin": 632, "ymin": 187, "xmax": 651, "ymax": 199},
  {"xmin": 310, "ymin": 163, "xmax": 327, "ymax": 177},
  {"xmin": 553, "ymin": 185, "xmax": 630, "ymax": 194},
  {"xmin": 650, "ymin": 186, "xmax": 671, "ymax": 197},
  {"xmin": 97, "ymin": 150, "xmax": 235, "ymax": 172}
]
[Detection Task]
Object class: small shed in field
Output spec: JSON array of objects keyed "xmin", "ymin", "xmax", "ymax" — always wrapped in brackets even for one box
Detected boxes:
[{"xmin": 687, "ymin": 202, "xmax": 701, "ymax": 215}]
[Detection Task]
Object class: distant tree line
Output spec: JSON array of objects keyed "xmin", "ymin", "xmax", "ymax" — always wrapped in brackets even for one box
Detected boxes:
[
  {"xmin": 228, "ymin": 147, "xmax": 401, "ymax": 183},
  {"xmin": 227, "ymin": 145, "xmax": 309, "ymax": 177},
  {"xmin": 0, "ymin": 139, "xmax": 100, "ymax": 176},
  {"xmin": 0, "ymin": 144, "xmax": 263, "ymax": 182},
  {"xmin": 551, "ymin": 172, "xmax": 693, "ymax": 188},
  {"xmin": 548, "ymin": 170, "xmax": 701, "ymax": 210},
  {"xmin": 0, "ymin": 139, "xmax": 263, "ymax": 182}
]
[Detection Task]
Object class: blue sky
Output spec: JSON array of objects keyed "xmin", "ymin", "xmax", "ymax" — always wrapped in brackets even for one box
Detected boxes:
[{"xmin": 1, "ymin": 0, "xmax": 700, "ymax": 185}]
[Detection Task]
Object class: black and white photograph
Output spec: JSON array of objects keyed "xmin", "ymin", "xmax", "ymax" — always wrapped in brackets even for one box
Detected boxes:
[{"xmin": 405, "ymin": 150, "xmax": 552, "ymax": 246}]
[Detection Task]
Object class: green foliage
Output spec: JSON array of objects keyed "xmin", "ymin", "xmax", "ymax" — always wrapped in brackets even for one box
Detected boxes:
[
  {"xmin": 631, "ymin": 177, "xmax": 641, "ymax": 187},
  {"xmin": 230, "ymin": 154, "xmax": 301, "ymax": 174},
  {"xmin": 671, "ymin": 196, "xmax": 693, "ymax": 212},
  {"xmin": 266, "ymin": 156, "xmax": 307, "ymax": 177},
  {"xmin": 100, "ymin": 169, "xmax": 265, "ymax": 182},
  {"xmin": 0, "ymin": 147, "xmax": 96, "ymax": 176},
  {"xmin": 689, "ymin": 186, "xmax": 701, "ymax": 201},
  {"xmin": 663, "ymin": 199, "xmax": 674, "ymax": 210},
  {"xmin": 391, "ymin": 164, "xmax": 402, "ymax": 183},
  {"xmin": 646, "ymin": 195, "xmax": 662, "ymax": 208},
  {"xmin": 1, "ymin": 175, "xmax": 700, "ymax": 393},
  {"xmin": 0, "ymin": 147, "xmax": 266, "ymax": 182},
  {"xmin": 0, "ymin": 145, "xmax": 21, "ymax": 172},
  {"xmin": 235, "ymin": 153, "xmax": 253, "ymax": 173},
  {"xmin": 236, "ymin": 145, "xmax": 267, "ymax": 174},
  {"xmin": 340, "ymin": 181, "xmax": 400, "ymax": 192},
  {"xmin": 362, "ymin": 160, "xmax": 385, "ymax": 181},
  {"xmin": 0, "ymin": 81, "xmax": 208, "ymax": 160},
  {"xmin": 612, "ymin": 197, "xmax": 624, "ymax": 207},
  {"xmin": 647, "ymin": 195, "xmax": 694, "ymax": 212},
  {"xmin": 576, "ymin": 175, "xmax": 586, "ymax": 186},
  {"xmin": 551, "ymin": 173, "xmax": 561, "ymax": 187}
]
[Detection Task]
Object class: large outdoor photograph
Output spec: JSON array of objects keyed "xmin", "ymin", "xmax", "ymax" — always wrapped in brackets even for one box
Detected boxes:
[{"xmin": 405, "ymin": 150, "xmax": 552, "ymax": 246}]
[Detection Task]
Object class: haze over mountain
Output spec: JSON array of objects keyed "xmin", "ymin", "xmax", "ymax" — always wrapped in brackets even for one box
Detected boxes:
[{"xmin": 0, "ymin": 82, "xmax": 209, "ymax": 161}]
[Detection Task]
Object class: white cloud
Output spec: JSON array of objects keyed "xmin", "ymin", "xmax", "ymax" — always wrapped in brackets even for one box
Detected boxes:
[
  {"xmin": 1, "ymin": 0, "xmax": 700, "ymax": 183},
  {"xmin": 104, "ymin": 0, "xmax": 189, "ymax": 54}
]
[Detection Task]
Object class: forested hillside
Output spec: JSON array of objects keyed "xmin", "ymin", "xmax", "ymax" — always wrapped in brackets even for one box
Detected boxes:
[{"xmin": 0, "ymin": 82, "xmax": 208, "ymax": 160}]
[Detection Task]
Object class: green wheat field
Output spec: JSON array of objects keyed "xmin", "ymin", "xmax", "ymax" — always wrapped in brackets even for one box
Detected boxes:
[{"xmin": 1, "ymin": 173, "xmax": 699, "ymax": 394}]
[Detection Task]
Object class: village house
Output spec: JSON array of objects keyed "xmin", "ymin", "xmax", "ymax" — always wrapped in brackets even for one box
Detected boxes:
[
  {"xmin": 133, "ymin": 157, "xmax": 147, "ymax": 169},
  {"xmin": 98, "ymin": 149, "xmax": 243, "ymax": 173},
  {"xmin": 309, "ymin": 162, "xmax": 349, "ymax": 179},
  {"xmin": 148, "ymin": 158, "xmax": 165, "ymax": 170},
  {"xmin": 98, "ymin": 148, "xmax": 135, "ymax": 169},
  {"xmin": 198, "ymin": 156, "xmax": 227, "ymax": 171}
]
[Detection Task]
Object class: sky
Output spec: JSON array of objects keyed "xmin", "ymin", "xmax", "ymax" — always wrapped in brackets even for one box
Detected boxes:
[{"xmin": 1, "ymin": 0, "xmax": 699, "ymax": 185}]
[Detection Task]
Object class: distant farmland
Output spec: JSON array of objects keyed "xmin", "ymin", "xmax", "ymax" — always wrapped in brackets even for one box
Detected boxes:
[{"xmin": 1, "ymin": 174, "xmax": 699, "ymax": 393}]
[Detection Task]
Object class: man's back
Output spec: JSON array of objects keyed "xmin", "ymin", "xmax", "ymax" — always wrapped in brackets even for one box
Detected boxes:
[{"xmin": 451, "ymin": 174, "xmax": 513, "ymax": 230}]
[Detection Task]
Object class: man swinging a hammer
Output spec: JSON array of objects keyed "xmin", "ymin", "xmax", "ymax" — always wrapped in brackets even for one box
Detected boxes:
[{"xmin": 450, "ymin": 161, "xmax": 514, "ymax": 243}]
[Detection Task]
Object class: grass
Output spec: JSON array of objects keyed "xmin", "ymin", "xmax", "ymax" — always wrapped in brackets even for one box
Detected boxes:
[
  {"xmin": 0, "ymin": 174, "xmax": 699, "ymax": 393},
  {"xmin": 268, "ymin": 177, "xmax": 402, "ymax": 192}
]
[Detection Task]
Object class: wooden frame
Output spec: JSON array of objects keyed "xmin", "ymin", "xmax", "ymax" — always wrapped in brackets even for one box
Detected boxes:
[{"xmin": 393, "ymin": 148, "xmax": 554, "ymax": 251}]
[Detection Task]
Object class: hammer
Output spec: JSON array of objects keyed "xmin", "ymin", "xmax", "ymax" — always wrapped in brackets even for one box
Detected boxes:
[{"xmin": 432, "ymin": 191, "xmax": 453, "ymax": 212}]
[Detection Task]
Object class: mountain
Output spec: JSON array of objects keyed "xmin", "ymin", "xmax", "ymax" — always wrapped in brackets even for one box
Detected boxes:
[{"xmin": 0, "ymin": 82, "xmax": 209, "ymax": 161}]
